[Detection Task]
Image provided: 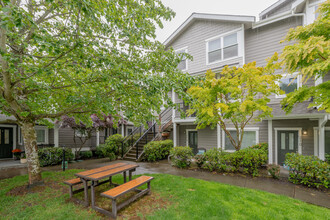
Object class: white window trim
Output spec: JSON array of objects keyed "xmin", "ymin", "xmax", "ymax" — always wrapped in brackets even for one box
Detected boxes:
[
  {"xmin": 274, "ymin": 128, "xmax": 302, "ymax": 165},
  {"xmin": 205, "ymin": 28, "xmax": 243, "ymax": 66},
  {"xmin": 221, "ymin": 127, "xmax": 259, "ymax": 152},
  {"xmin": 175, "ymin": 46, "xmax": 188, "ymax": 71},
  {"xmin": 35, "ymin": 125, "xmax": 49, "ymax": 144},
  {"xmin": 18, "ymin": 126, "xmax": 23, "ymax": 145},
  {"xmin": 275, "ymin": 73, "xmax": 302, "ymax": 99},
  {"xmin": 186, "ymin": 129, "xmax": 197, "ymax": 147}
]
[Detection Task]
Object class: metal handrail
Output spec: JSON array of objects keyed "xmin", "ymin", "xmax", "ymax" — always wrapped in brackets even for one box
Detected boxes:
[
  {"xmin": 120, "ymin": 125, "xmax": 145, "ymax": 158},
  {"xmin": 134, "ymin": 122, "xmax": 157, "ymax": 159}
]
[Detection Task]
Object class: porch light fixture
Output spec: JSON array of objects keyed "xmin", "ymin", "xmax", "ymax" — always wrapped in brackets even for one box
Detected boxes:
[{"xmin": 302, "ymin": 130, "xmax": 308, "ymax": 135}]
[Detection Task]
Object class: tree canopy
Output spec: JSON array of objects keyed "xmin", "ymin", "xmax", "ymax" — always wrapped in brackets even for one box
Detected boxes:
[
  {"xmin": 0, "ymin": 0, "xmax": 192, "ymax": 185},
  {"xmin": 276, "ymin": 0, "xmax": 330, "ymax": 113},
  {"xmin": 187, "ymin": 62, "xmax": 281, "ymax": 151}
]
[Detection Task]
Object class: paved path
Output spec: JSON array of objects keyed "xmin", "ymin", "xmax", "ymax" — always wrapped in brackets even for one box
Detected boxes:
[{"xmin": 0, "ymin": 158, "xmax": 329, "ymax": 208}]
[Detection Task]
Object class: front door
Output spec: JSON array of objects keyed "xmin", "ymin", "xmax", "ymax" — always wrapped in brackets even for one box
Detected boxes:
[
  {"xmin": 278, "ymin": 131, "xmax": 298, "ymax": 165},
  {"xmin": 188, "ymin": 131, "xmax": 198, "ymax": 154},
  {"xmin": 0, "ymin": 127, "xmax": 13, "ymax": 159}
]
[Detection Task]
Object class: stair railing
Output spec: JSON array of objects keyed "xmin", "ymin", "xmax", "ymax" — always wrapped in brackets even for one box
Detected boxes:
[
  {"xmin": 159, "ymin": 107, "xmax": 172, "ymax": 132},
  {"xmin": 121, "ymin": 125, "xmax": 145, "ymax": 158},
  {"xmin": 133, "ymin": 122, "xmax": 157, "ymax": 160}
]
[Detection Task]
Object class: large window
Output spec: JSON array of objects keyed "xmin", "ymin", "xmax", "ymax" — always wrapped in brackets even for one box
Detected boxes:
[
  {"xmin": 223, "ymin": 129, "xmax": 259, "ymax": 151},
  {"xmin": 276, "ymin": 74, "xmax": 301, "ymax": 98},
  {"xmin": 18, "ymin": 126, "xmax": 49, "ymax": 145},
  {"xmin": 207, "ymin": 32, "xmax": 238, "ymax": 64},
  {"xmin": 176, "ymin": 48, "xmax": 188, "ymax": 71}
]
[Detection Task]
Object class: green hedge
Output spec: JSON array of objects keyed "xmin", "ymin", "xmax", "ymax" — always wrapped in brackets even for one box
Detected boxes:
[
  {"xmin": 38, "ymin": 147, "xmax": 74, "ymax": 167},
  {"xmin": 202, "ymin": 148, "xmax": 228, "ymax": 172},
  {"xmin": 97, "ymin": 134, "xmax": 125, "ymax": 160},
  {"xmin": 80, "ymin": 151, "xmax": 93, "ymax": 159},
  {"xmin": 170, "ymin": 146, "xmax": 193, "ymax": 168},
  {"xmin": 143, "ymin": 140, "xmax": 173, "ymax": 162},
  {"xmin": 285, "ymin": 153, "xmax": 329, "ymax": 188}
]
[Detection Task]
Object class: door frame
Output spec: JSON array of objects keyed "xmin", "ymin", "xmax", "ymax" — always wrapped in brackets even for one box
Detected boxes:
[
  {"xmin": 186, "ymin": 129, "xmax": 197, "ymax": 147},
  {"xmin": 274, "ymin": 128, "xmax": 302, "ymax": 165},
  {"xmin": 0, "ymin": 124, "xmax": 17, "ymax": 159}
]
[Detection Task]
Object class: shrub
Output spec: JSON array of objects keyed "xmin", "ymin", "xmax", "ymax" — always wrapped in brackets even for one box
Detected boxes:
[
  {"xmin": 143, "ymin": 140, "xmax": 173, "ymax": 162},
  {"xmin": 249, "ymin": 143, "xmax": 268, "ymax": 152},
  {"xmin": 225, "ymin": 147, "xmax": 267, "ymax": 176},
  {"xmin": 202, "ymin": 148, "xmax": 227, "ymax": 172},
  {"xmin": 38, "ymin": 147, "xmax": 74, "ymax": 167},
  {"xmin": 170, "ymin": 146, "xmax": 193, "ymax": 168},
  {"xmin": 100, "ymin": 134, "xmax": 125, "ymax": 160},
  {"xmin": 194, "ymin": 154, "xmax": 206, "ymax": 168},
  {"xmin": 285, "ymin": 153, "xmax": 330, "ymax": 188},
  {"xmin": 95, "ymin": 144, "xmax": 106, "ymax": 158},
  {"xmin": 80, "ymin": 151, "xmax": 93, "ymax": 159},
  {"xmin": 326, "ymin": 153, "xmax": 330, "ymax": 164},
  {"xmin": 267, "ymin": 164, "xmax": 280, "ymax": 179}
]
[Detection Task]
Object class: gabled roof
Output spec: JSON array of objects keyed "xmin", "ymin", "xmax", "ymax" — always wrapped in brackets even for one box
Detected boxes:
[
  {"xmin": 259, "ymin": 0, "xmax": 288, "ymax": 18},
  {"xmin": 163, "ymin": 13, "xmax": 255, "ymax": 47}
]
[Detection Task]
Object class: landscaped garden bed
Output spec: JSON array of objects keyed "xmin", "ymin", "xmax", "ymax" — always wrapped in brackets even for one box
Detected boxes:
[{"xmin": 1, "ymin": 170, "xmax": 329, "ymax": 219}]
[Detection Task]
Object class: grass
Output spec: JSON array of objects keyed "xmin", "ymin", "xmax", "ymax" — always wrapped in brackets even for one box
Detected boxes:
[{"xmin": 0, "ymin": 170, "xmax": 329, "ymax": 220}]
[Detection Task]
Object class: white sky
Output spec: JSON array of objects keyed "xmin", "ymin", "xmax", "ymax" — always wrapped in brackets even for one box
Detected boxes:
[{"xmin": 156, "ymin": 0, "xmax": 279, "ymax": 42}]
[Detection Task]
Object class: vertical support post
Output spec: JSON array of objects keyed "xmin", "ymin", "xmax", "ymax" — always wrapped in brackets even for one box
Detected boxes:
[
  {"xmin": 109, "ymin": 176, "xmax": 112, "ymax": 186},
  {"xmin": 121, "ymin": 124, "xmax": 125, "ymax": 136},
  {"xmin": 217, "ymin": 124, "xmax": 221, "ymax": 149},
  {"xmin": 62, "ymin": 145, "xmax": 66, "ymax": 172},
  {"xmin": 173, "ymin": 122, "xmax": 177, "ymax": 147},
  {"xmin": 121, "ymin": 142, "xmax": 124, "ymax": 158},
  {"xmin": 268, "ymin": 119, "xmax": 273, "ymax": 164},
  {"xmin": 54, "ymin": 124, "xmax": 59, "ymax": 147},
  {"xmin": 129, "ymin": 170, "xmax": 133, "ymax": 181},
  {"xmin": 96, "ymin": 131, "xmax": 100, "ymax": 147},
  {"xmin": 123, "ymin": 171, "xmax": 127, "ymax": 183},
  {"xmin": 112, "ymin": 199, "xmax": 117, "ymax": 218},
  {"xmin": 147, "ymin": 181, "xmax": 151, "ymax": 195},
  {"xmin": 69, "ymin": 185, "xmax": 73, "ymax": 198},
  {"xmin": 319, "ymin": 118, "xmax": 325, "ymax": 160}
]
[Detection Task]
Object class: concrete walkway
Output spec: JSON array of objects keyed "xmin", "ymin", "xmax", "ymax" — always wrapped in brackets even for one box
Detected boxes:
[{"xmin": 0, "ymin": 158, "xmax": 329, "ymax": 208}]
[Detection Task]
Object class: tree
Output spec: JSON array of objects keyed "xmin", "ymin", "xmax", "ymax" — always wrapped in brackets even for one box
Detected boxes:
[
  {"xmin": 59, "ymin": 114, "xmax": 127, "ymax": 158},
  {"xmin": 187, "ymin": 62, "xmax": 281, "ymax": 151},
  {"xmin": 275, "ymin": 0, "xmax": 330, "ymax": 113},
  {"xmin": 0, "ymin": 0, "xmax": 192, "ymax": 185}
]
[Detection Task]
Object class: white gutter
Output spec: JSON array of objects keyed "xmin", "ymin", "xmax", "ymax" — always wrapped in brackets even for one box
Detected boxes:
[{"xmin": 252, "ymin": 10, "xmax": 304, "ymax": 29}]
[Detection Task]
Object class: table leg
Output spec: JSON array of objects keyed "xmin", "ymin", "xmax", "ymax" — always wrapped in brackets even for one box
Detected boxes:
[
  {"xmin": 123, "ymin": 171, "xmax": 127, "ymax": 183},
  {"xmin": 129, "ymin": 170, "xmax": 132, "ymax": 181},
  {"xmin": 82, "ymin": 179, "xmax": 89, "ymax": 206},
  {"xmin": 109, "ymin": 176, "xmax": 112, "ymax": 186},
  {"xmin": 91, "ymin": 181, "xmax": 96, "ymax": 208}
]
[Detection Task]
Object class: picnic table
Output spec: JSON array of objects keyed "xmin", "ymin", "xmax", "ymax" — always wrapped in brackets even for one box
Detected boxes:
[{"xmin": 74, "ymin": 162, "xmax": 139, "ymax": 207}]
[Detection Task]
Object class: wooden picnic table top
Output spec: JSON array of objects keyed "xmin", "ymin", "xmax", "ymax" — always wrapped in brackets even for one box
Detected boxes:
[
  {"xmin": 76, "ymin": 164, "xmax": 139, "ymax": 181},
  {"xmin": 75, "ymin": 162, "xmax": 127, "ymax": 178}
]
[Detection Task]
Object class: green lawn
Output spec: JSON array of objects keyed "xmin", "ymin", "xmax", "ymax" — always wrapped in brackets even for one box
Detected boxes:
[{"xmin": 0, "ymin": 170, "xmax": 329, "ymax": 219}]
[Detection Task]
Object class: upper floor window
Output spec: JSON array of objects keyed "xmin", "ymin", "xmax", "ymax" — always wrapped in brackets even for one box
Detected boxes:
[
  {"xmin": 276, "ymin": 73, "xmax": 301, "ymax": 98},
  {"xmin": 207, "ymin": 32, "xmax": 238, "ymax": 64},
  {"xmin": 176, "ymin": 48, "xmax": 188, "ymax": 71}
]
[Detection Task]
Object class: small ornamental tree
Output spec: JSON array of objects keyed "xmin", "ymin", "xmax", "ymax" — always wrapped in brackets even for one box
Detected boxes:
[
  {"xmin": 188, "ymin": 62, "xmax": 281, "ymax": 151},
  {"xmin": 273, "ymin": 0, "xmax": 330, "ymax": 113},
  {"xmin": 60, "ymin": 114, "xmax": 127, "ymax": 158},
  {"xmin": 0, "ymin": 1, "xmax": 193, "ymax": 185}
]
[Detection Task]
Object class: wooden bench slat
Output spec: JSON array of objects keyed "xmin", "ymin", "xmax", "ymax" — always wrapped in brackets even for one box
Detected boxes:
[
  {"xmin": 75, "ymin": 163, "xmax": 127, "ymax": 177},
  {"xmin": 64, "ymin": 178, "xmax": 82, "ymax": 186},
  {"xmin": 86, "ymin": 164, "xmax": 138, "ymax": 180},
  {"xmin": 101, "ymin": 176, "xmax": 153, "ymax": 199}
]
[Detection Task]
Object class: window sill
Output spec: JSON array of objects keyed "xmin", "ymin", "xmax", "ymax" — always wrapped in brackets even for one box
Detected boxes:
[{"xmin": 206, "ymin": 56, "xmax": 241, "ymax": 66}]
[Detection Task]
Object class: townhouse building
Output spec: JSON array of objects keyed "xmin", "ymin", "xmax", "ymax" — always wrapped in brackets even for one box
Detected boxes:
[{"xmin": 163, "ymin": 0, "xmax": 329, "ymax": 165}]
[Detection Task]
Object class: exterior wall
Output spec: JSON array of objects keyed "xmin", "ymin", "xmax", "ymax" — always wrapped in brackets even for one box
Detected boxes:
[
  {"xmin": 197, "ymin": 126, "xmax": 217, "ymax": 150},
  {"xmin": 58, "ymin": 127, "xmax": 93, "ymax": 148},
  {"xmin": 167, "ymin": 20, "xmax": 243, "ymax": 75},
  {"xmin": 271, "ymin": 119, "xmax": 318, "ymax": 163}
]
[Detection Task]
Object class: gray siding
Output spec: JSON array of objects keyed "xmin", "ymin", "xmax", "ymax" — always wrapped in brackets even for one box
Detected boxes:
[
  {"xmin": 59, "ymin": 127, "xmax": 93, "ymax": 148},
  {"xmin": 245, "ymin": 17, "xmax": 302, "ymax": 67},
  {"xmin": 167, "ymin": 20, "xmax": 243, "ymax": 75},
  {"xmin": 197, "ymin": 126, "xmax": 217, "ymax": 150},
  {"xmin": 261, "ymin": 0, "xmax": 294, "ymax": 19}
]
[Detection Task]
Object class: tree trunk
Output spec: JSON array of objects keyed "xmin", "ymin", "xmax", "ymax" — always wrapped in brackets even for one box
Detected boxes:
[{"xmin": 21, "ymin": 122, "xmax": 42, "ymax": 185}]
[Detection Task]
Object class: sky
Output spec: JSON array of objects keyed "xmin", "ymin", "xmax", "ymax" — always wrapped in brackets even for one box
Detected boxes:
[{"xmin": 156, "ymin": 0, "xmax": 279, "ymax": 42}]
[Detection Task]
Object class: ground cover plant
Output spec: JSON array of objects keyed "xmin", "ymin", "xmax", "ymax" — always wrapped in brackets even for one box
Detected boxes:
[{"xmin": 1, "ymin": 170, "xmax": 329, "ymax": 219}]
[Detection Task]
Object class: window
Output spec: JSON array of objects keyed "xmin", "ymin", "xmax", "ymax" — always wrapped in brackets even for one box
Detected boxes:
[
  {"xmin": 276, "ymin": 74, "xmax": 301, "ymax": 98},
  {"xmin": 176, "ymin": 48, "xmax": 188, "ymax": 71},
  {"xmin": 207, "ymin": 32, "xmax": 239, "ymax": 64},
  {"xmin": 112, "ymin": 128, "xmax": 118, "ymax": 135},
  {"xmin": 223, "ymin": 129, "xmax": 258, "ymax": 151},
  {"xmin": 75, "ymin": 130, "xmax": 87, "ymax": 138},
  {"xmin": 35, "ymin": 126, "xmax": 49, "ymax": 144},
  {"xmin": 18, "ymin": 126, "xmax": 48, "ymax": 144},
  {"xmin": 127, "ymin": 128, "xmax": 133, "ymax": 135}
]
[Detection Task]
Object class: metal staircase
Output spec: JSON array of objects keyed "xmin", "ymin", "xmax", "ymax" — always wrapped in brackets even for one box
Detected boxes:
[{"xmin": 121, "ymin": 108, "xmax": 173, "ymax": 161}]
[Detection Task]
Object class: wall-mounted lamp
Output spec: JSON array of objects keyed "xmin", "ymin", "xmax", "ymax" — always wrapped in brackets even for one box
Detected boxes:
[{"xmin": 302, "ymin": 130, "xmax": 308, "ymax": 135}]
